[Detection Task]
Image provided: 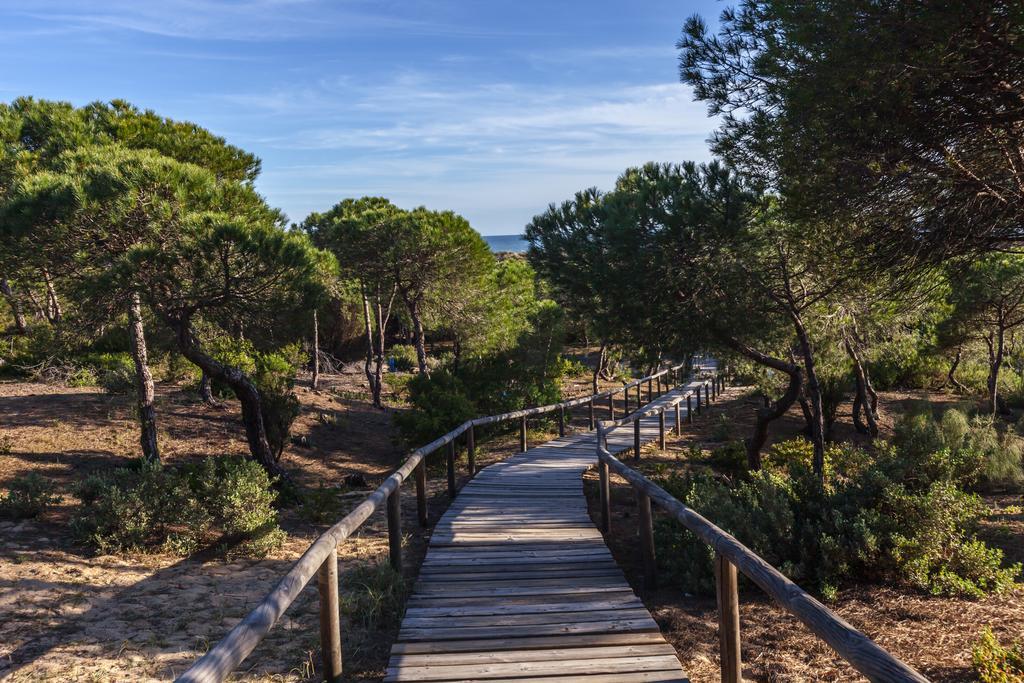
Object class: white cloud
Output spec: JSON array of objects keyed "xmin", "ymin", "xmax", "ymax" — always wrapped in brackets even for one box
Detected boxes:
[{"xmin": 241, "ymin": 73, "xmax": 717, "ymax": 231}]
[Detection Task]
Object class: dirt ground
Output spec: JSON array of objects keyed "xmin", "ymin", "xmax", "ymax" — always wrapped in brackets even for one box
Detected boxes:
[
  {"xmin": 0, "ymin": 370, "xmax": 454, "ymax": 682},
  {"xmin": 583, "ymin": 385, "xmax": 1024, "ymax": 682},
  {"xmin": 3, "ymin": 368, "xmax": 1022, "ymax": 681}
]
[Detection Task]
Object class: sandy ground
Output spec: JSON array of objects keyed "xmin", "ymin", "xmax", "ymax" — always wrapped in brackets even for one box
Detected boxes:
[
  {"xmin": 2, "ymin": 369, "xmax": 1021, "ymax": 681},
  {"xmin": 583, "ymin": 386, "xmax": 1024, "ymax": 682},
  {"xmin": 0, "ymin": 371, "xmax": 444, "ymax": 682}
]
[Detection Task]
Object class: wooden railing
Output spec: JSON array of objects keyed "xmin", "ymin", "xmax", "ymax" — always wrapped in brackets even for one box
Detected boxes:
[
  {"xmin": 176, "ymin": 360, "xmax": 697, "ymax": 682},
  {"xmin": 594, "ymin": 383, "xmax": 930, "ymax": 683}
]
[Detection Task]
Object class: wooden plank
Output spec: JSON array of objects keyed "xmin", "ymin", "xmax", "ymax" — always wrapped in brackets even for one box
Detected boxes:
[{"xmin": 387, "ymin": 387, "xmax": 697, "ymax": 682}]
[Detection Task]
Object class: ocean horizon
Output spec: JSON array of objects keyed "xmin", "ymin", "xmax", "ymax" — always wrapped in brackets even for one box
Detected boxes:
[{"xmin": 482, "ymin": 234, "xmax": 528, "ymax": 253}]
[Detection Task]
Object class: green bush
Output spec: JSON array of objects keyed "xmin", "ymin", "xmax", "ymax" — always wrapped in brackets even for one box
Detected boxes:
[
  {"xmin": 973, "ymin": 627, "xmax": 1024, "ymax": 683},
  {"xmin": 163, "ymin": 352, "xmax": 201, "ymax": 383},
  {"xmin": 80, "ymin": 352, "xmax": 136, "ymax": 395},
  {"xmin": 893, "ymin": 409, "xmax": 1022, "ymax": 489},
  {"xmin": 72, "ymin": 457, "xmax": 284, "ymax": 557},
  {"xmin": 711, "ymin": 414, "xmax": 734, "ymax": 442},
  {"xmin": 67, "ymin": 366, "xmax": 98, "ymax": 387},
  {"xmin": 703, "ymin": 440, "xmax": 747, "ymax": 479},
  {"xmin": 653, "ymin": 442, "xmax": 1020, "ymax": 598},
  {"xmin": 249, "ymin": 344, "xmax": 302, "ymax": 461},
  {"xmin": 395, "ymin": 370, "xmax": 477, "ymax": 446},
  {"xmin": 0, "ymin": 473, "xmax": 62, "ymax": 519},
  {"xmin": 389, "ymin": 344, "xmax": 419, "ymax": 373},
  {"xmin": 207, "ymin": 457, "xmax": 286, "ymax": 557}
]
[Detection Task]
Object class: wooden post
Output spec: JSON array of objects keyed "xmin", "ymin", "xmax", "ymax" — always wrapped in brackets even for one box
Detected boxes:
[
  {"xmin": 317, "ymin": 548, "xmax": 343, "ymax": 682},
  {"xmin": 598, "ymin": 458, "xmax": 610, "ymax": 534},
  {"xmin": 636, "ymin": 383, "xmax": 642, "ymax": 408},
  {"xmin": 446, "ymin": 441, "xmax": 456, "ymax": 499},
  {"xmin": 706, "ymin": 382, "xmax": 711, "ymax": 405},
  {"xmin": 658, "ymin": 409, "xmax": 666, "ymax": 450},
  {"xmin": 675, "ymin": 402, "xmax": 682, "ymax": 435},
  {"xmin": 520, "ymin": 416, "xmax": 527, "ymax": 452},
  {"xmin": 638, "ymin": 490, "xmax": 656, "ymax": 590},
  {"xmin": 646, "ymin": 379, "xmax": 652, "ymax": 403},
  {"xmin": 711, "ymin": 378, "xmax": 717, "ymax": 400},
  {"xmin": 414, "ymin": 460, "xmax": 428, "ymax": 527},
  {"xmin": 696, "ymin": 388, "xmax": 702, "ymax": 416},
  {"xmin": 656, "ymin": 375, "xmax": 662, "ymax": 396},
  {"xmin": 633, "ymin": 418, "xmax": 641, "ymax": 461},
  {"xmin": 623, "ymin": 387, "xmax": 630, "ymax": 413},
  {"xmin": 608, "ymin": 392, "xmax": 615, "ymax": 420},
  {"xmin": 387, "ymin": 487, "xmax": 402, "ymax": 572},
  {"xmin": 687, "ymin": 394, "xmax": 694, "ymax": 423},
  {"xmin": 558, "ymin": 404, "xmax": 566, "ymax": 437},
  {"xmin": 467, "ymin": 425, "xmax": 476, "ymax": 476},
  {"xmin": 716, "ymin": 552, "xmax": 742, "ymax": 683},
  {"xmin": 588, "ymin": 397, "xmax": 596, "ymax": 430}
]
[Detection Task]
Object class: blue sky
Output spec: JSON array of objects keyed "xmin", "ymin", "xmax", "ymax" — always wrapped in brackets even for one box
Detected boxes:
[{"xmin": 0, "ymin": 0, "xmax": 722, "ymax": 235}]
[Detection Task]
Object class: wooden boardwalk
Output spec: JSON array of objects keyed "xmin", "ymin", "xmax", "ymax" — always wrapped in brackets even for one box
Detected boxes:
[{"xmin": 384, "ymin": 382, "xmax": 705, "ymax": 682}]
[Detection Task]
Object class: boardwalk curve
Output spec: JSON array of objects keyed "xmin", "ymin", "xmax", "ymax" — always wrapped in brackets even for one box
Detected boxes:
[{"xmin": 384, "ymin": 382, "xmax": 705, "ymax": 682}]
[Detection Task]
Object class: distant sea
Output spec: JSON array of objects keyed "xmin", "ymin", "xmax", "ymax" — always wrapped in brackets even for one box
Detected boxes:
[{"xmin": 483, "ymin": 234, "xmax": 528, "ymax": 253}]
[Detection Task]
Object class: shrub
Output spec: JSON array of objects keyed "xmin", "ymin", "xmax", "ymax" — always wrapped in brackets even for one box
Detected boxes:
[
  {"xmin": 72, "ymin": 457, "xmax": 284, "ymax": 557},
  {"xmin": 389, "ymin": 344, "xmax": 419, "ymax": 373},
  {"xmin": 704, "ymin": 441, "xmax": 747, "ymax": 479},
  {"xmin": 0, "ymin": 473, "xmax": 61, "ymax": 519},
  {"xmin": 653, "ymin": 442, "xmax": 1021, "ymax": 597},
  {"xmin": 207, "ymin": 457, "xmax": 286, "ymax": 557},
  {"xmin": 894, "ymin": 409, "xmax": 1022, "ymax": 489},
  {"xmin": 973, "ymin": 627, "xmax": 1024, "ymax": 683},
  {"xmin": 395, "ymin": 370, "xmax": 477, "ymax": 446},
  {"xmin": 711, "ymin": 414, "xmax": 734, "ymax": 442},
  {"xmin": 66, "ymin": 366, "xmax": 98, "ymax": 387},
  {"xmin": 885, "ymin": 481, "xmax": 1019, "ymax": 597},
  {"xmin": 341, "ymin": 562, "xmax": 409, "ymax": 631},
  {"xmin": 82, "ymin": 352, "xmax": 136, "ymax": 395}
]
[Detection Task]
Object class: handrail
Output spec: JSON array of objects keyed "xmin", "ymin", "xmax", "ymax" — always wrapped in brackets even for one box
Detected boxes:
[
  {"xmin": 177, "ymin": 359, "xmax": 699, "ymax": 682},
  {"xmin": 594, "ymin": 418, "xmax": 929, "ymax": 683}
]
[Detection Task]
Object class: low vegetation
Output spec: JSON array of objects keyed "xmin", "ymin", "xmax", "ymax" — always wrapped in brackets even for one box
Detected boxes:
[
  {"xmin": 654, "ymin": 432, "xmax": 1021, "ymax": 600},
  {"xmin": 72, "ymin": 457, "xmax": 285, "ymax": 558}
]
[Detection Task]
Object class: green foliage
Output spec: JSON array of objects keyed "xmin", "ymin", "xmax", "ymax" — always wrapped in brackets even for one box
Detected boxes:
[
  {"xmin": 973, "ymin": 628, "xmax": 1024, "ymax": 683},
  {"xmin": 396, "ymin": 299, "xmax": 568, "ymax": 445},
  {"xmin": 654, "ymin": 439, "xmax": 1021, "ymax": 598},
  {"xmin": 893, "ymin": 409, "xmax": 1023, "ymax": 489},
  {"xmin": 0, "ymin": 473, "xmax": 61, "ymax": 519},
  {"xmin": 204, "ymin": 457, "xmax": 286, "ymax": 557},
  {"xmin": 703, "ymin": 441, "xmax": 747, "ymax": 479},
  {"xmin": 81, "ymin": 352, "xmax": 135, "ymax": 394},
  {"xmin": 71, "ymin": 457, "xmax": 284, "ymax": 557},
  {"xmin": 389, "ymin": 344, "xmax": 419, "ymax": 372},
  {"xmin": 395, "ymin": 370, "xmax": 477, "ymax": 446},
  {"xmin": 710, "ymin": 414, "xmax": 734, "ymax": 442},
  {"xmin": 341, "ymin": 562, "xmax": 409, "ymax": 631}
]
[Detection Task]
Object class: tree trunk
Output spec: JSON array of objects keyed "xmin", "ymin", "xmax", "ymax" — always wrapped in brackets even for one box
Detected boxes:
[
  {"xmin": 168, "ymin": 315, "xmax": 291, "ymax": 483},
  {"xmin": 42, "ymin": 269, "xmax": 62, "ymax": 325},
  {"xmin": 407, "ymin": 296, "xmax": 429, "ymax": 375},
  {"xmin": 199, "ymin": 370, "xmax": 221, "ymax": 407},
  {"xmin": 127, "ymin": 292, "xmax": 159, "ymax": 463},
  {"xmin": 852, "ymin": 390, "xmax": 867, "ymax": 434},
  {"xmin": 986, "ymin": 328, "xmax": 1007, "ymax": 416},
  {"xmin": 844, "ymin": 336, "xmax": 878, "ymax": 437},
  {"xmin": 0, "ymin": 277, "xmax": 27, "ymax": 334},
  {"xmin": 947, "ymin": 347, "xmax": 968, "ymax": 394},
  {"xmin": 23, "ymin": 285, "xmax": 46, "ymax": 320},
  {"xmin": 360, "ymin": 288, "xmax": 381, "ymax": 408},
  {"xmin": 792, "ymin": 316, "xmax": 826, "ymax": 478},
  {"xmin": 592, "ymin": 341, "xmax": 607, "ymax": 393},
  {"xmin": 716, "ymin": 332, "xmax": 803, "ymax": 470},
  {"xmin": 311, "ymin": 309, "xmax": 320, "ymax": 390}
]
